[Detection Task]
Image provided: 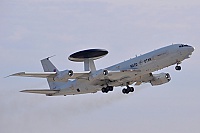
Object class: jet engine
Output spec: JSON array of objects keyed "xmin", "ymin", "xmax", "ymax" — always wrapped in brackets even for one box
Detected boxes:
[
  {"xmin": 90, "ymin": 69, "xmax": 108, "ymax": 79},
  {"xmin": 150, "ymin": 73, "xmax": 171, "ymax": 86},
  {"xmin": 53, "ymin": 70, "xmax": 73, "ymax": 82}
]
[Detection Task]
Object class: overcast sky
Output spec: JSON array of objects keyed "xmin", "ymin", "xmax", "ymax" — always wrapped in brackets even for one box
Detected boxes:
[{"xmin": 1, "ymin": 0, "xmax": 200, "ymax": 133}]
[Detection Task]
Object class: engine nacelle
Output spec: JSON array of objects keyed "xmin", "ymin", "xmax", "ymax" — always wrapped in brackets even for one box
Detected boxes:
[
  {"xmin": 150, "ymin": 73, "xmax": 171, "ymax": 86},
  {"xmin": 53, "ymin": 70, "xmax": 73, "ymax": 82},
  {"xmin": 90, "ymin": 69, "xmax": 108, "ymax": 79}
]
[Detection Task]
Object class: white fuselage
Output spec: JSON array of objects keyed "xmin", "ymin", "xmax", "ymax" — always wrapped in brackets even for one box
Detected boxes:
[{"xmin": 57, "ymin": 44, "xmax": 194, "ymax": 96}]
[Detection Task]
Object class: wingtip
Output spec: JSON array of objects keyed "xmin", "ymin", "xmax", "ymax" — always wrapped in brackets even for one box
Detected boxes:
[
  {"xmin": 20, "ymin": 90, "xmax": 25, "ymax": 92},
  {"xmin": 11, "ymin": 72, "xmax": 25, "ymax": 76},
  {"xmin": 4, "ymin": 72, "xmax": 25, "ymax": 78},
  {"xmin": 4, "ymin": 75, "xmax": 10, "ymax": 78},
  {"xmin": 20, "ymin": 90, "xmax": 30, "ymax": 93}
]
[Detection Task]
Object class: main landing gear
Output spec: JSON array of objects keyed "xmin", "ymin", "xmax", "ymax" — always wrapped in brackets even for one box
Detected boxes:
[
  {"xmin": 102, "ymin": 86, "xmax": 113, "ymax": 93},
  {"xmin": 122, "ymin": 86, "xmax": 134, "ymax": 94}
]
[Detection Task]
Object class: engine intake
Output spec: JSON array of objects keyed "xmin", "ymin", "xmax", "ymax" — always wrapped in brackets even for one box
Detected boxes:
[
  {"xmin": 90, "ymin": 69, "xmax": 108, "ymax": 79},
  {"xmin": 103, "ymin": 70, "xmax": 108, "ymax": 76},
  {"xmin": 150, "ymin": 73, "xmax": 171, "ymax": 86},
  {"xmin": 53, "ymin": 70, "xmax": 73, "ymax": 82}
]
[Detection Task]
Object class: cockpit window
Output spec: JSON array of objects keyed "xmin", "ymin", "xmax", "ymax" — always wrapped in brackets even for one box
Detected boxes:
[{"xmin": 179, "ymin": 44, "xmax": 190, "ymax": 48}]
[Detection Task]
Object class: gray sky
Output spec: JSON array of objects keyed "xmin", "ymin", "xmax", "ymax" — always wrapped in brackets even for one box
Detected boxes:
[{"xmin": 1, "ymin": 0, "xmax": 200, "ymax": 133}]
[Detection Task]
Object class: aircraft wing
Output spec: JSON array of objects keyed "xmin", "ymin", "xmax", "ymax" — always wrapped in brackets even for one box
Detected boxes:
[
  {"xmin": 20, "ymin": 89, "xmax": 59, "ymax": 95},
  {"xmin": 91, "ymin": 69, "xmax": 141, "ymax": 86},
  {"xmin": 70, "ymin": 71, "xmax": 90, "ymax": 79},
  {"xmin": 9, "ymin": 72, "xmax": 57, "ymax": 78},
  {"xmin": 106, "ymin": 69, "xmax": 141, "ymax": 80},
  {"xmin": 9, "ymin": 71, "xmax": 90, "ymax": 79},
  {"xmin": 9, "ymin": 69, "xmax": 140, "ymax": 82}
]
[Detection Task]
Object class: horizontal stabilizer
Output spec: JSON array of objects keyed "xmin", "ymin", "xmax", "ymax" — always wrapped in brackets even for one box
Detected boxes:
[{"xmin": 20, "ymin": 89, "xmax": 59, "ymax": 95}]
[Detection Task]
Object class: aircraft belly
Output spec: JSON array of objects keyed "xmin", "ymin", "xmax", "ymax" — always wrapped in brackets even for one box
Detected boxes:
[{"xmin": 110, "ymin": 72, "xmax": 136, "ymax": 80}]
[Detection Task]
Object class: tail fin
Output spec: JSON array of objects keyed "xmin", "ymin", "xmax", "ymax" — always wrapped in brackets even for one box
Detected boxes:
[
  {"xmin": 41, "ymin": 57, "xmax": 58, "ymax": 72},
  {"xmin": 41, "ymin": 57, "xmax": 64, "ymax": 90}
]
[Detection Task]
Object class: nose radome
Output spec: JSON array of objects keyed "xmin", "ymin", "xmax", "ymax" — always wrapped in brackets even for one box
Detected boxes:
[{"xmin": 191, "ymin": 46, "xmax": 195, "ymax": 52}]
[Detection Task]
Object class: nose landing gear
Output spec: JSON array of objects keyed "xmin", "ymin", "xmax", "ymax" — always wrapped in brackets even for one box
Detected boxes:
[
  {"xmin": 122, "ymin": 86, "xmax": 134, "ymax": 94},
  {"xmin": 175, "ymin": 61, "xmax": 182, "ymax": 71},
  {"xmin": 175, "ymin": 65, "xmax": 181, "ymax": 71}
]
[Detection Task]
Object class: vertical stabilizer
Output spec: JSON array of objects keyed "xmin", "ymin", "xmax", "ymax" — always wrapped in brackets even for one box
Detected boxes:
[
  {"xmin": 41, "ymin": 58, "xmax": 64, "ymax": 90},
  {"xmin": 41, "ymin": 58, "xmax": 58, "ymax": 72}
]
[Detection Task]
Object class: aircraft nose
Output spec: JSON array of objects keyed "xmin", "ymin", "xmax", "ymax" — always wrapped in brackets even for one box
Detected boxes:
[{"xmin": 190, "ymin": 46, "xmax": 195, "ymax": 53}]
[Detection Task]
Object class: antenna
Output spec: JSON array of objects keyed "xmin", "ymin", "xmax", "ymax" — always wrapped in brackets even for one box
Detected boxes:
[{"xmin": 46, "ymin": 55, "xmax": 56, "ymax": 60}]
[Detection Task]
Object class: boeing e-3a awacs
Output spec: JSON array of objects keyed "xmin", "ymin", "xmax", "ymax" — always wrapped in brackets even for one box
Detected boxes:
[{"xmin": 10, "ymin": 44, "xmax": 194, "ymax": 96}]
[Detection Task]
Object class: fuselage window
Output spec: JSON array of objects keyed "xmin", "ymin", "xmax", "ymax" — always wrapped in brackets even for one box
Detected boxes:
[{"xmin": 179, "ymin": 44, "xmax": 190, "ymax": 48}]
